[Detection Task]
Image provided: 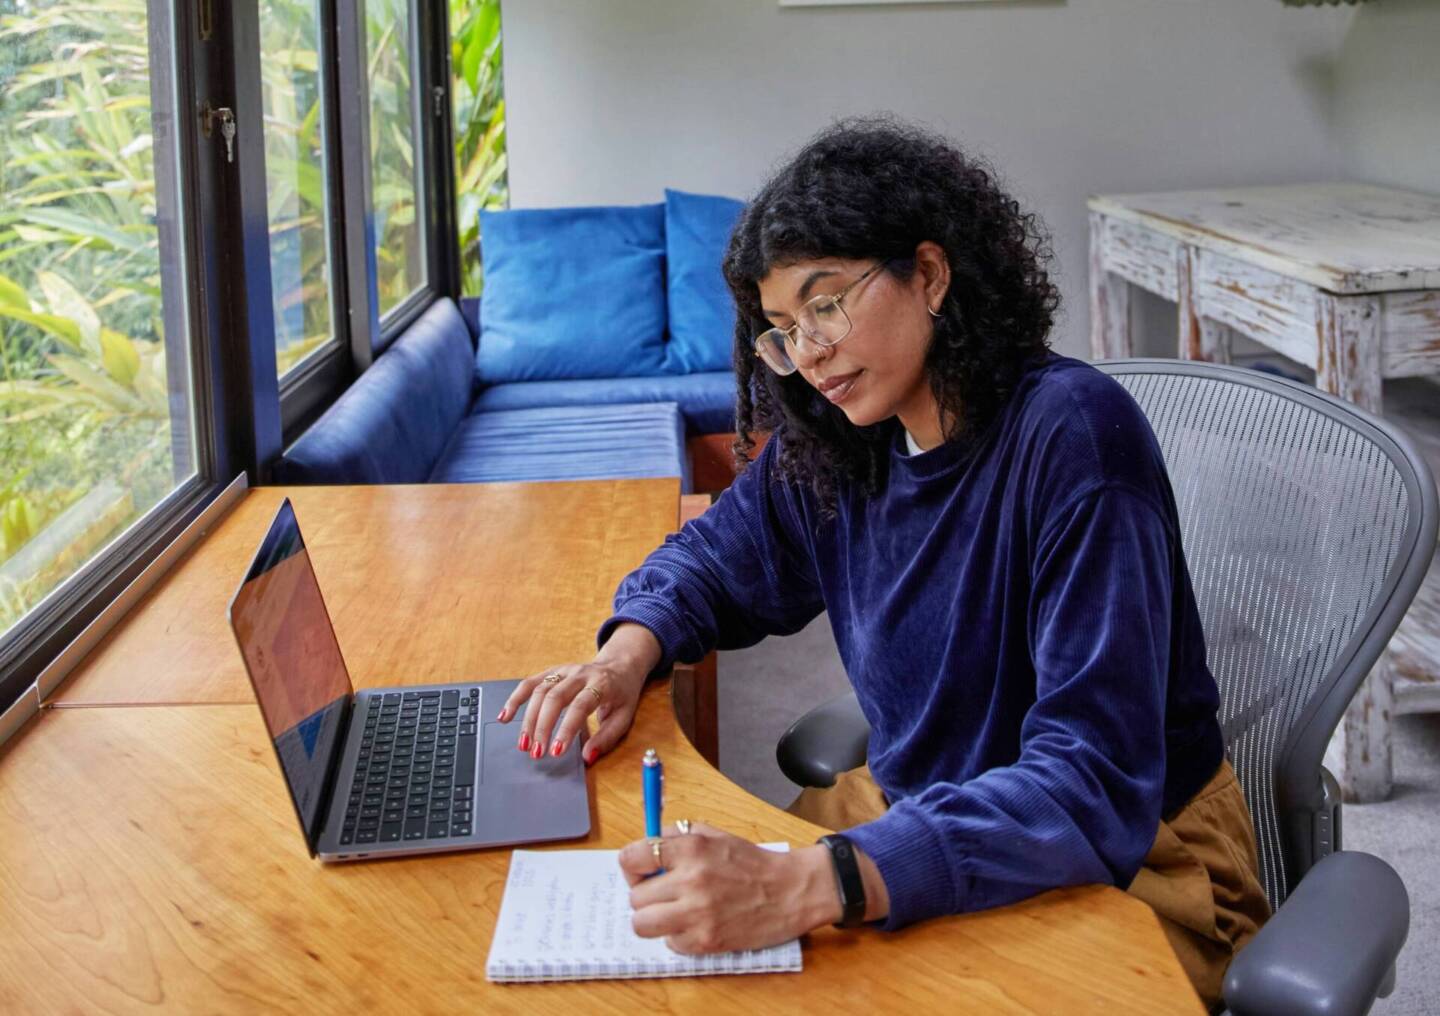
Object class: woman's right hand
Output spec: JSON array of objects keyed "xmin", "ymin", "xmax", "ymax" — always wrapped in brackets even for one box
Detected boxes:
[{"xmin": 496, "ymin": 623, "xmax": 662, "ymax": 766}]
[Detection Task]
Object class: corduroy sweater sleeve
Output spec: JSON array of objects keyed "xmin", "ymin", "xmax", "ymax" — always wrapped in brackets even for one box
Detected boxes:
[
  {"xmin": 843, "ymin": 483, "xmax": 1173, "ymax": 930},
  {"xmin": 597, "ymin": 438, "xmax": 824, "ymax": 670}
]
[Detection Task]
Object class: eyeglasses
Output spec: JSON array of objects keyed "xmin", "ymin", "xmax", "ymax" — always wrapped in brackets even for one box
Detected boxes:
[{"xmin": 753, "ymin": 260, "xmax": 889, "ymax": 376}]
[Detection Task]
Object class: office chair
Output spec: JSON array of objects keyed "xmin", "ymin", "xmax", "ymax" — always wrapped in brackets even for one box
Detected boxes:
[{"xmin": 776, "ymin": 359, "xmax": 1437, "ymax": 1016}]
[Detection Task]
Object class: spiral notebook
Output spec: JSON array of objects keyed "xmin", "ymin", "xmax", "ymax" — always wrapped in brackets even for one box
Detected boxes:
[{"xmin": 486, "ymin": 845, "xmax": 804, "ymax": 982}]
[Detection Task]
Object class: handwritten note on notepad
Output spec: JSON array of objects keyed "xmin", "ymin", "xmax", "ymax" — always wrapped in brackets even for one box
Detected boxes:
[{"xmin": 486, "ymin": 845, "xmax": 803, "ymax": 982}]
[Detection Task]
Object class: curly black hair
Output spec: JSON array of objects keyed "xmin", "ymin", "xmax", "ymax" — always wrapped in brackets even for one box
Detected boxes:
[{"xmin": 722, "ymin": 115, "xmax": 1059, "ymax": 517}]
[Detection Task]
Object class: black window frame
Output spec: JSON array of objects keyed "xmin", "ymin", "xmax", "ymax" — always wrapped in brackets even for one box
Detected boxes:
[
  {"xmin": 307, "ymin": 0, "xmax": 459, "ymax": 386},
  {"xmin": 276, "ymin": 0, "xmax": 356, "ymax": 439}
]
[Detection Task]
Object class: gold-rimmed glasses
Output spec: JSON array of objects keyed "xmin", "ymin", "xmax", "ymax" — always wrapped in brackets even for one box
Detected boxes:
[{"xmin": 753, "ymin": 260, "xmax": 889, "ymax": 376}]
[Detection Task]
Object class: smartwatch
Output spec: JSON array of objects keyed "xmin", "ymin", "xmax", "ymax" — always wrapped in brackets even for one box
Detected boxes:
[{"xmin": 818, "ymin": 833, "xmax": 867, "ymax": 928}]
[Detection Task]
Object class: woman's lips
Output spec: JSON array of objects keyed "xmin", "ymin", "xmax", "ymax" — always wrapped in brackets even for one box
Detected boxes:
[{"xmin": 820, "ymin": 370, "xmax": 863, "ymax": 404}]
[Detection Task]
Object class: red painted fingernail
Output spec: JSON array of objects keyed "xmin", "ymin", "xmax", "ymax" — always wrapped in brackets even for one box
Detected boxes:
[
  {"xmin": 518, "ymin": 733, "xmax": 529, "ymax": 751},
  {"xmin": 584, "ymin": 747, "xmax": 597, "ymax": 765},
  {"xmin": 532, "ymin": 744, "xmax": 543, "ymax": 759},
  {"xmin": 551, "ymin": 740, "xmax": 564, "ymax": 756},
  {"xmin": 497, "ymin": 708, "xmax": 508, "ymax": 722}
]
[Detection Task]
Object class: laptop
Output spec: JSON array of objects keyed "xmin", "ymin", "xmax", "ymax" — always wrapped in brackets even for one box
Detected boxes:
[{"xmin": 227, "ymin": 497, "xmax": 591, "ymax": 862}]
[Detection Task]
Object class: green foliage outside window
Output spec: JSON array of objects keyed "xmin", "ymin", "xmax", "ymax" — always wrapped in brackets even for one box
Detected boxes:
[
  {"xmin": 0, "ymin": 0, "xmax": 508, "ymax": 633},
  {"xmin": 263, "ymin": 0, "xmax": 334, "ymax": 376},
  {"xmin": 452, "ymin": 0, "xmax": 507, "ymax": 297},
  {"xmin": 367, "ymin": 0, "xmax": 425, "ymax": 315},
  {"xmin": 0, "ymin": 0, "xmax": 175, "ymax": 631}
]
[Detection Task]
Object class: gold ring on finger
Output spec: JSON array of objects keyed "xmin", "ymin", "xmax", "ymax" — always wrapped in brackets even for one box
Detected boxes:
[
  {"xmin": 542, "ymin": 673, "xmax": 563, "ymax": 685},
  {"xmin": 582, "ymin": 685, "xmax": 602, "ymax": 706},
  {"xmin": 650, "ymin": 838, "xmax": 663, "ymax": 867}
]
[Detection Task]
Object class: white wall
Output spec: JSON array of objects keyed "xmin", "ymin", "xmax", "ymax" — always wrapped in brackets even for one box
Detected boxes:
[
  {"xmin": 500, "ymin": 0, "xmax": 1354, "ymax": 357},
  {"xmin": 1333, "ymin": 0, "xmax": 1440, "ymax": 195}
]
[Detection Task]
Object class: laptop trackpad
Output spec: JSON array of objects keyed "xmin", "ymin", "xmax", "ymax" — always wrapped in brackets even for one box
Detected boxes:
[{"xmin": 481, "ymin": 722, "xmax": 577, "ymax": 784}]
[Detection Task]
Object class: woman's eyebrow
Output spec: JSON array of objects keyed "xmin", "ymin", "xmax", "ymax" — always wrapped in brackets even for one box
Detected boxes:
[
  {"xmin": 761, "ymin": 269, "xmax": 840, "ymax": 319},
  {"xmin": 797, "ymin": 269, "xmax": 839, "ymax": 302}
]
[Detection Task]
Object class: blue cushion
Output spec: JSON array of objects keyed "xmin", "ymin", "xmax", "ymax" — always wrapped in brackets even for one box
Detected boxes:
[
  {"xmin": 278, "ymin": 299, "xmax": 474, "ymax": 485},
  {"xmin": 429, "ymin": 403, "xmax": 690, "ymax": 492},
  {"xmin": 472, "ymin": 371, "xmax": 736, "ymax": 435},
  {"xmin": 661, "ymin": 189, "xmax": 744, "ymax": 375},
  {"xmin": 477, "ymin": 203, "xmax": 668, "ymax": 383}
]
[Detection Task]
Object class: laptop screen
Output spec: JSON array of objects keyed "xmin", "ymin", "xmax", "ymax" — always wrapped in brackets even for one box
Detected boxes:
[{"xmin": 228, "ymin": 498, "xmax": 353, "ymax": 854}]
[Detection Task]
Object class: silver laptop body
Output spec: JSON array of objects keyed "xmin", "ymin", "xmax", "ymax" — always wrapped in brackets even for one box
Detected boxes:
[{"xmin": 227, "ymin": 497, "xmax": 590, "ymax": 862}]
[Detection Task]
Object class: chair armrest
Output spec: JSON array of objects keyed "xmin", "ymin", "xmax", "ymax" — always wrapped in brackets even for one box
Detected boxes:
[
  {"xmin": 775, "ymin": 691, "xmax": 870, "ymax": 788},
  {"xmin": 1223, "ymin": 851, "xmax": 1408, "ymax": 1016}
]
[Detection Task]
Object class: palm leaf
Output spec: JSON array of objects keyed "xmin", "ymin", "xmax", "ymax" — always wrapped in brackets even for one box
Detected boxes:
[{"xmin": 36, "ymin": 270, "xmax": 102, "ymax": 352}]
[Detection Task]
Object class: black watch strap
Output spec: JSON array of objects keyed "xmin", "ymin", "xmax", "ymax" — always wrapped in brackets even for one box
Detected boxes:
[{"xmin": 818, "ymin": 833, "xmax": 867, "ymax": 928}]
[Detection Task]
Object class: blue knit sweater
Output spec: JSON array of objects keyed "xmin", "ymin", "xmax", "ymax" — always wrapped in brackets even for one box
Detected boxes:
[{"xmin": 598, "ymin": 355, "xmax": 1224, "ymax": 930}]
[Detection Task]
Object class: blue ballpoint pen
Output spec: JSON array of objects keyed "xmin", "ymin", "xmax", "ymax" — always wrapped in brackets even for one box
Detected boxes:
[{"xmin": 642, "ymin": 748, "xmax": 664, "ymax": 874}]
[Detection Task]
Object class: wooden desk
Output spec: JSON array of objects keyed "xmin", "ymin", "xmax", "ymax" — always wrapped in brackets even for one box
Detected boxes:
[
  {"xmin": 0, "ymin": 484, "xmax": 1203, "ymax": 1013},
  {"xmin": 1088, "ymin": 182, "xmax": 1440, "ymax": 802},
  {"xmin": 50, "ymin": 481, "xmax": 680, "ymax": 706}
]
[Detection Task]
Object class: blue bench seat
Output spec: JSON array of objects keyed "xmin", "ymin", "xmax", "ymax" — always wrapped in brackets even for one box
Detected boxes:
[
  {"xmin": 430, "ymin": 402, "xmax": 690, "ymax": 488},
  {"xmin": 277, "ymin": 298, "xmax": 693, "ymax": 490}
]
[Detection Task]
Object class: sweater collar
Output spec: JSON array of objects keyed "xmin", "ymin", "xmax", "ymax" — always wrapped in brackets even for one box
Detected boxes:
[
  {"xmin": 887, "ymin": 418, "xmax": 973, "ymax": 482},
  {"xmin": 886, "ymin": 354, "xmax": 1062, "ymax": 483}
]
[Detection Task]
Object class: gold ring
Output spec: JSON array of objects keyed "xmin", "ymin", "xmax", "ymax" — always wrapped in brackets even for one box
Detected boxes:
[
  {"xmin": 542, "ymin": 673, "xmax": 562, "ymax": 685},
  {"xmin": 582, "ymin": 685, "xmax": 602, "ymax": 706},
  {"xmin": 650, "ymin": 838, "xmax": 664, "ymax": 867},
  {"xmin": 676, "ymin": 819, "xmax": 692, "ymax": 835}
]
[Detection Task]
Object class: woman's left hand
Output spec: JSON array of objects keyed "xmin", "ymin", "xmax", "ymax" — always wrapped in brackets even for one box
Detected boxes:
[{"xmin": 618, "ymin": 822, "xmax": 839, "ymax": 954}]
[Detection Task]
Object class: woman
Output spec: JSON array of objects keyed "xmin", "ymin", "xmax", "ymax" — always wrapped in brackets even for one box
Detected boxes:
[{"xmin": 496, "ymin": 116, "xmax": 1269, "ymax": 1008}]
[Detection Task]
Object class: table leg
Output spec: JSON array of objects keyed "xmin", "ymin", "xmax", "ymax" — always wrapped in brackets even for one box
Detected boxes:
[
  {"xmin": 1316, "ymin": 292, "xmax": 1383, "ymax": 414},
  {"xmin": 1089, "ymin": 212, "xmax": 1132, "ymax": 359},
  {"xmin": 1313, "ymin": 291, "xmax": 1392, "ymax": 802},
  {"xmin": 1178, "ymin": 247, "xmax": 1234, "ymax": 364},
  {"xmin": 1327, "ymin": 654, "xmax": 1396, "ymax": 804}
]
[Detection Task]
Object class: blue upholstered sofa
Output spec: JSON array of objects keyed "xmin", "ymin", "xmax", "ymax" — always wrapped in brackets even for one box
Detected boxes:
[{"xmin": 277, "ymin": 190, "xmax": 744, "ymax": 491}]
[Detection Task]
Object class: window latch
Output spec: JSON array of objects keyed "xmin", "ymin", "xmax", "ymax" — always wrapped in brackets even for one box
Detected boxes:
[{"xmin": 200, "ymin": 103, "xmax": 236, "ymax": 164}]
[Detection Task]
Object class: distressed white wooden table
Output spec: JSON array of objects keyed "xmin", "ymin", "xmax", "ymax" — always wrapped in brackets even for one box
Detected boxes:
[{"xmin": 1088, "ymin": 182, "xmax": 1440, "ymax": 802}]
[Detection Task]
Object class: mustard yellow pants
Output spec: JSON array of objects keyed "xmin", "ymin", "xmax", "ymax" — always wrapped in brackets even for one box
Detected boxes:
[{"xmin": 789, "ymin": 759, "xmax": 1271, "ymax": 1011}]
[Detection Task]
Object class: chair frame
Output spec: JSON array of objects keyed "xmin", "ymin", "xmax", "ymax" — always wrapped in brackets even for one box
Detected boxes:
[{"xmin": 1096, "ymin": 359, "xmax": 1437, "ymax": 891}]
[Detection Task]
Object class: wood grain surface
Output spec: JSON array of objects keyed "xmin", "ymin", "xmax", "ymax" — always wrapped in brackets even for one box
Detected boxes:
[
  {"xmin": 50, "ymin": 481, "xmax": 679, "ymax": 706},
  {"xmin": 3, "ymin": 482, "xmax": 1203, "ymax": 1012},
  {"xmin": 0, "ymin": 699, "xmax": 1202, "ymax": 1014}
]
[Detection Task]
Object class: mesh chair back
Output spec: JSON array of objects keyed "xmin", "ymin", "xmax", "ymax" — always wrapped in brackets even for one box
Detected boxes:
[{"xmin": 1098, "ymin": 360, "xmax": 1437, "ymax": 909}]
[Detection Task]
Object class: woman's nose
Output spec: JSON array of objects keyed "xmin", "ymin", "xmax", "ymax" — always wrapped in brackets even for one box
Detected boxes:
[{"xmin": 790, "ymin": 333, "xmax": 831, "ymax": 370}]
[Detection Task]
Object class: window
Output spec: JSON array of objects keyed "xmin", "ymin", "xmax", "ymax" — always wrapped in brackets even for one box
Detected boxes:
[
  {"xmin": 451, "ymin": 0, "xmax": 507, "ymax": 297},
  {"xmin": 0, "ymin": 0, "xmax": 200, "ymax": 658},
  {"xmin": 367, "ymin": 0, "xmax": 425, "ymax": 318},
  {"xmin": 261, "ymin": 0, "xmax": 338, "ymax": 380},
  {"xmin": 0, "ymin": 0, "xmax": 479, "ymax": 709}
]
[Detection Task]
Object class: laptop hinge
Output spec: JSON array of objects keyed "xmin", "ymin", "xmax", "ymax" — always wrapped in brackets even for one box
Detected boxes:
[{"xmin": 309, "ymin": 693, "xmax": 356, "ymax": 854}]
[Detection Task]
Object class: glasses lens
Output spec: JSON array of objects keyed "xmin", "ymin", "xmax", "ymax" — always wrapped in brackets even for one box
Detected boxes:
[
  {"xmin": 755, "ymin": 330, "xmax": 796, "ymax": 375},
  {"xmin": 797, "ymin": 296, "xmax": 850, "ymax": 347}
]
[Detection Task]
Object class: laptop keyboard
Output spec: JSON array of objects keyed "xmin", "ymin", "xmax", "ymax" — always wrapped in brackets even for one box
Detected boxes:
[{"xmin": 339, "ymin": 688, "xmax": 480, "ymax": 846}]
